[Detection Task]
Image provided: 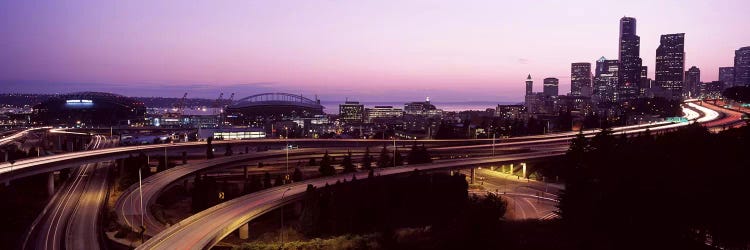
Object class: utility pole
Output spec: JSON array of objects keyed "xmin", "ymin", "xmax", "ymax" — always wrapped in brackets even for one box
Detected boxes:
[
  {"xmin": 492, "ymin": 133, "xmax": 495, "ymax": 157},
  {"xmin": 280, "ymin": 188, "xmax": 291, "ymax": 248},
  {"xmin": 393, "ymin": 138, "xmax": 396, "ymax": 168},
  {"xmin": 138, "ymin": 167, "xmax": 145, "ymax": 241},
  {"xmin": 285, "ymin": 127, "xmax": 289, "ymax": 183}
]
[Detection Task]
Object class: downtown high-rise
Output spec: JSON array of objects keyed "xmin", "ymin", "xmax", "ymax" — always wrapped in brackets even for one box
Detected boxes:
[
  {"xmin": 525, "ymin": 74, "xmax": 533, "ymax": 95},
  {"xmin": 719, "ymin": 67, "xmax": 735, "ymax": 88},
  {"xmin": 684, "ymin": 66, "xmax": 700, "ymax": 97},
  {"xmin": 543, "ymin": 77, "xmax": 559, "ymax": 96},
  {"xmin": 571, "ymin": 63, "xmax": 592, "ymax": 96},
  {"xmin": 594, "ymin": 57, "xmax": 619, "ymax": 102},
  {"xmin": 617, "ymin": 17, "xmax": 642, "ymax": 101},
  {"xmin": 735, "ymin": 46, "xmax": 750, "ymax": 86},
  {"xmin": 655, "ymin": 33, "xmax": 685, "ymax": 99}
]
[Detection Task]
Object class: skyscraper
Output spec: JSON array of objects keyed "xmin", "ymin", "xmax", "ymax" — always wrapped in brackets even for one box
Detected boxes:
[
  {"xmin": 618, "ymin": 17, "xmax": 642, "ymax": 101},
  {"xmin": 543, "ymin": 77, "xmax": 559, "ymax": 96},
  {"xmin": 595, "ymin": 56, "xmax": 609, "ymax": 77},
  {"xmin": 735, "ymin": 46, "xmax": 750, "ymax": 86},
  {"xmin": 339, "ymin": 101, "xmax": 364, "ymax": 123},
  {"xmin": 593, "ymin": 57, "xmax": 619, "ymax": 102},
  {"xmin": 639, "ymin": 66, "xmax": 650, "ymax": 95},
  {"xmin": 525, "ymin": 74, "xmax": 533, "ymax": 95},
  {"xmin": 684, "ymin": 66, "xmax": 700, "ymax": 97},
  {"xmin": 571, "ymin": 63, "xmax": 592, "ymax": 96},
  {"xmin": 719, "ymin": 67, "xmax": 735, "ymax": 88},
  {"xmin": 655, "ymin": 33, "xmax": 685, "ymax": 99}
]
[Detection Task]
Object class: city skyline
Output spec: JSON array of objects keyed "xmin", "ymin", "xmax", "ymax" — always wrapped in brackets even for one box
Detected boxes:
[{"xmin": 2, "ymin": 0, "xmax": 749, "ymax": 101}]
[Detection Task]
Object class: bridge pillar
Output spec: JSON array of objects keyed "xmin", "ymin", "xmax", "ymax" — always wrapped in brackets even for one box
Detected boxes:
[
  {"xmin": 244, "ymin": 165, "xmax": 248, "ymax": 180},
  {"xmin": 239, "ymin": 223, "xmax": 249, "ymax": 240},
  {"xmin": 522, "ymin": 163, "xmax": 527, "ymax": 179},
  {"xmin": 509, "ymin": 164, "xmax": 514, "ymax": 175},
  {"xmin": 470, "ymin": 168, "xmax": 475, "ymax": 184},
  {"xmin": 47, "ymin": 172, "xmax": 55, "ymax": 196}
]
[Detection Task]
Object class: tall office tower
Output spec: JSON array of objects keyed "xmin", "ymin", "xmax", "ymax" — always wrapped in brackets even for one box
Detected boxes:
[
  {"xmin": 618, "ymin": 17, "xmax": 642, "ymax": 101},
  {"xmin": 719, "ymin": 67, "xmax": 735, "ymax": 88},
  {"xmin": 525, "ymin": 74, "xmax": 533, "ymax": 95},
  {"xmin": 595, "ymin": 57, "xmax": 608, "ymax": 77},
  {"xmin": 684, "ymin": 66, "xmax": 701, "ymax": 97},
  {"xmin": 571, "ymin": 63, "xmax": 592, "ymax": 96},
  {"xmin": 655, "ymin": 33, "xmax": 686, "ymax": 99},
  {"xmin": 639, "ymin": 66, "xmax": 650, "ymax": 95},
  {"xmin": 543, "ymin": 77, "xmax": 559, "ymax": 96},
  {"xmin": 593, "ymin": 57, "xmax": 619, "ymax": 102},
  {"xmin": 339, "ymin": 101, "xmax": 364, "ymax": 123},
  {"xmin": 735, "ymin": 46, "xmax": 750, "ymax": 86}
]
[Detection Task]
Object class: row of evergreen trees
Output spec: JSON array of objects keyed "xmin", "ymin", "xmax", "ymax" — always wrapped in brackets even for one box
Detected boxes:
[
  {"xmin": 558, "ymin": 124, "xmax": 750, "ymax": 249},
  {"xmin": 314, "ymin": 144, "xmax": 434, "ymax": 177}
]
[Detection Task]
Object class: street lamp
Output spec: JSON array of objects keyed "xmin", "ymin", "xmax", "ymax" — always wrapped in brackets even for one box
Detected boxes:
[
  {"xmin": 492, "ymin": 133, "xmax": 495, "ymax": 157},
  {"xmin": 285, "ymin": 127, "xmax": 289, "ymax": 183},
  {"xmin": 280, "ymin": 187, "xmax": 292, "ymax": 248}
]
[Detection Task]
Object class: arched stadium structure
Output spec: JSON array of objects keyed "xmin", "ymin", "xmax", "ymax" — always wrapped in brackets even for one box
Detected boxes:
[
  {"xmin": 226, "ymin": 93, "xmax": 324, "ymax": 122},
  {"xmin": 33, "ymin": 92, "xmax": 146, "ymax": 126}
]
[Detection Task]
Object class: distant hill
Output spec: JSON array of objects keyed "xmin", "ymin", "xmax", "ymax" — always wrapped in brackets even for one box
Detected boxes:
[{"xmin": 0, "ymin": 93, "xmax": 220, "ymax": 108}]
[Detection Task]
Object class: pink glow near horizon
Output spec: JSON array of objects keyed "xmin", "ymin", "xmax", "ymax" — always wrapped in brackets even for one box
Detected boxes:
[{"xmin": 1, "ymin": 0, "xmax": 749, "ymax": 101}]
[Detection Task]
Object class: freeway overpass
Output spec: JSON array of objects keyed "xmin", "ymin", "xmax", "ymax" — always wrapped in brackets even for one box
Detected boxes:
[
  {"xmin": 139, "ymin": 103, "xmax": 749, "ymax": 250},
  {"xmin": 137, "ymin": 149, "xmax": 569, "ymax": 249},
  {"xmin": 0, "ymin": 119, "xmax": 680, "ymax": 184}
]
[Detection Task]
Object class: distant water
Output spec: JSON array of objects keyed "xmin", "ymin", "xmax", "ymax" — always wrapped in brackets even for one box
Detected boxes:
[{"xmin": 320, "ymin": 101, "xmax": 521, "ymax": 114}]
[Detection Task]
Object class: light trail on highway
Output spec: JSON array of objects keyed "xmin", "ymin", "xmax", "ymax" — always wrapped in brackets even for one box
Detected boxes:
[
  {"xmin": 138, "ymin": 149, "xmax": 569, "ymax": 250},
  {"xmin": 23, "ymin": 135, "xmax": 114, "ymax": 250},
  {"xmin": 139, "ymin": 103, "xmax": 741, "ymax": 249}
]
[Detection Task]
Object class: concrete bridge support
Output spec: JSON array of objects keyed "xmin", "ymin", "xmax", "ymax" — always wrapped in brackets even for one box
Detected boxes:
[
  {"xmin": 470, "ymin": 167, "xmax": 476, "ymax": 184},
  {"xmin": 47, "ymin": 172, "xmax": 55, "ymax": 197},
  {"xmin": 239, "ymin": 223, "xmax": 249, "ymax": 240},
  {"xmin": 509, "ymin": 163, "xmax": 514, "ymax": 175}
]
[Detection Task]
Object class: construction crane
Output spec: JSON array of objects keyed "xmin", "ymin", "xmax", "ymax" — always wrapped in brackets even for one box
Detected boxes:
[
  {"xmin": 226, "ymin": 93, "xmax": 235, "ymax": 107},
  {"xmin": 212, "ymin": 93, "xmax": 224, "ymax": 117},
  {"xmin": 166, "ymin": 92, "xmax": 188, "ymax": 118},
  {"xmin": 176, "ymin": 92, "xmax": 188, "ymax": 113},
  {"xmin": 218, "ymin": 93, "xmax": 235, "ymax": 127},
  {"xmin": 213, "ymin": 93, "xmax": 224, "ymax": 108}
]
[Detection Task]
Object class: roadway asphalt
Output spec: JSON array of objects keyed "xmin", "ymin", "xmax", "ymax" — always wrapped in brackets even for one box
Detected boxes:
[
  {"xmin": 467, "ymin": 168, "xmax": 560, "ymax": 220},
  {"xmin": 23, "ymin": 135, "xmax": 113, "ymax": 250},
  {"xmin": 115, "ymin": 145, "xmax": 543, "ymax": 239},
  {"xmin": 137, "ymin": 149, "xmax": 569, "ymax": 250},
  {"xmin": 0, "ymin": 121, "xmax": 681, "ymax": 183},
  {"xmin": 115, "ymin": 148, "xmax": 331, "ymax": 237},
  {"xmin": 7, "ymin": 102, "xmax": 738, "ymax": 250},
  {"xmin": 139, "ymin": 104, "xmax": 734, "ymax": 250}
]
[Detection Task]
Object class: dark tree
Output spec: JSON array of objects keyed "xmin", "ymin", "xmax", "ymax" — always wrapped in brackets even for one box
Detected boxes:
[
  {"xmin": 308, "ymin": 157, "xmax": 317, "ymax": 166},
  {"xmin": 206, "ymin": 136, "xmax": 214, "ymax": 159},
  {"xmin": 224, "ymin": 143, "xmax": 233, "ymax": 156},
  {"xmin": 292, "ymin": 167, "xmax": 304, "ymax": 182},
  {"xmin": 376, "ymin": 146, "xmax": 391, "ymax": 168},
  {"xmin": 274, "ymin": 175, "xmax": 284, "ymax": 186},
  {"xmin": 407, "ymin": 143, "xmax": 432, "ymax": 165},
  {"xmin": 361, "ymin": 147, "xmax": 372, "ymax": 170},
  {"xmin": 394, "ymin": 150, "xmax": 404, "ymax": 166},
  {"xmin": 318, "ymin": 151, "xmax": 336, "ymax": 176},
  {"xmin": 263, "ymin": 172, "xmax": 272, "ymax": 188},
  {"xmin": 341, "ymin": 151, "xmax": 356, "ymax": 173}
]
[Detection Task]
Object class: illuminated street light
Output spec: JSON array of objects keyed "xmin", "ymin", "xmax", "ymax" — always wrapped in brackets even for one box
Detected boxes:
[{"xmin": 280, "ymin": 187, "xmax": 292, "ymax": 248}]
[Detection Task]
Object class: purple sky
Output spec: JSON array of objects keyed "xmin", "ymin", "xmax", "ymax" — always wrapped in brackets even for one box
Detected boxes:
[{"xmin": 1, "ymin": 0, "xmax": 748, "ymax": 102}]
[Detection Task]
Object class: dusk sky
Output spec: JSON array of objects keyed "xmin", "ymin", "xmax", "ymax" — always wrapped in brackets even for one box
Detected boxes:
[{"xmin": 1, "ymin": 0, "xmax": 749, "ymax": 102}]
